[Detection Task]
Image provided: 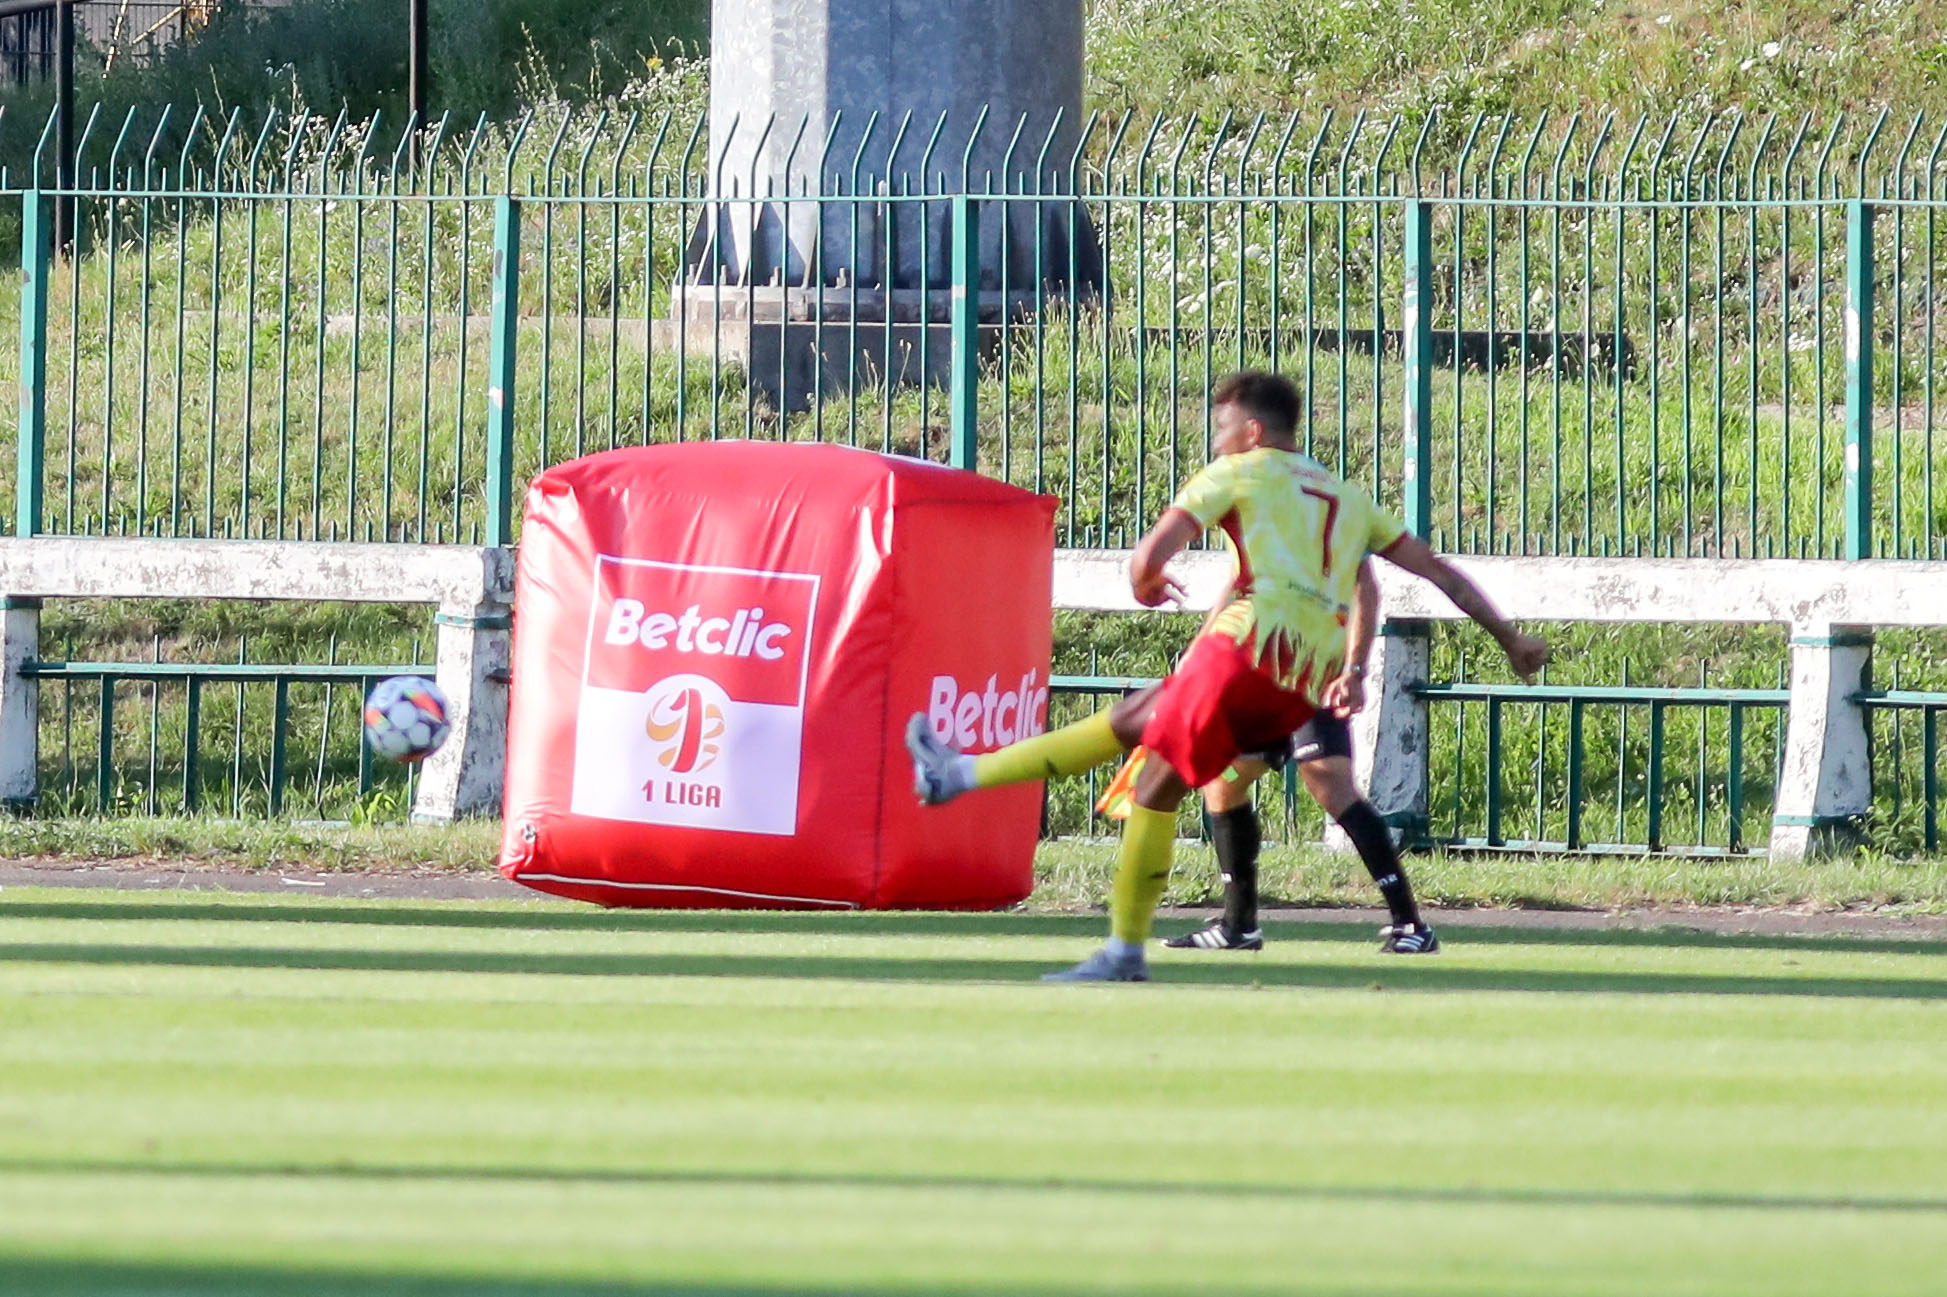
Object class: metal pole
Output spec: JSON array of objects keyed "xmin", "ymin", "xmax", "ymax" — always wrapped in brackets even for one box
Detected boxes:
[
  {"xmin": 1845, "ymin": 199, "xmax": 1875, "ymax": 560},
  {"xmin": 1402, "ymin": 200, "xmax": 1434, "ymax": 539},
  {"xmin": 484, "ymin": 196, "xmax": 520, "ymax": 548},
  {"xmin": 17, "ymin": 190, "xmax": 50, "ymax": 537},
  {"xmin": 408, "ymin": 0, "xmax": 429, "ymax": 126},
  {"xmin": 949, "ymin": 194, "xmax": 980, "ymax": 471},
  {"xmin": 52, "ymin": 0, "xmax": 73, "ymax": 251}
]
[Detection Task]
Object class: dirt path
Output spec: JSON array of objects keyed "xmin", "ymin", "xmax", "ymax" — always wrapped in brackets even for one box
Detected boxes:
[{"xmin": 5, "ymin": 858, "xmax": 1947, "ymax": 940}]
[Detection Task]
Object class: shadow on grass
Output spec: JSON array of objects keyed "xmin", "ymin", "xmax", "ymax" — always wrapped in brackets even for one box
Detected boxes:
[
  {"xmin": 5, "ymin": 1155, "xmax": 1947, "ymax": 1217},
  {"xmin": 0, "ymin": 1257, "xmax": 1075, "ymax": 1297},
  {"xmin": 6, "ymin": 896, "xmax": 1947, "ymax": 957},
  {"xmin": 4, "ymin": 939, "xmax": 1946, "ymax": 999}
]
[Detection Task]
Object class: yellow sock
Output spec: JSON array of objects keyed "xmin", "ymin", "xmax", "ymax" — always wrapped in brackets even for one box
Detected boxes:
[
  {"xmin": 971, "ymin": 711, "xmax": 1123, "ymax": 789},
  {"xmin": 1109, "ymin": 804, "xmax": 1176, "ymax": 944}
]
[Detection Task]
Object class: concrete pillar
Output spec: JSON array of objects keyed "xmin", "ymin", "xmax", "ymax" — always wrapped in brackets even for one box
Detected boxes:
[
  {"xmin": 411, "ymin": 600, "xmax": 512, "ymax": 823},
  {"xmin": 0, "ymin": 597, "xmax": 40, "ymax": 808},
  {"xmin": 698, "ymin": 0, "xmax": 1094, "ymax": 289},
  {"xmin": 1324, "ymin": 619, "xmax": 1431, "ymax": 851},
  {"xmin": 1769, "ymin": 625, "xmax": 1874, "ymax": 860},
  {"xmin": 681, "ymin": 0, "xmax": 1100, "ymax": 408}
]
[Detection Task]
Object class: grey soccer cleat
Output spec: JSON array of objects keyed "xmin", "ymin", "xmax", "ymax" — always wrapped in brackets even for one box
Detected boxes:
[
  {"xmin": 1378, "ymin": 922, "xmax": 1440, "ymax": 954},
  {"xmin": 1041, "ymin": 945, "xmax": 1150, "ymax": 982},
  {"xmin": 904, "ymin": 713, "xmax": 969, "ymax": 806}
]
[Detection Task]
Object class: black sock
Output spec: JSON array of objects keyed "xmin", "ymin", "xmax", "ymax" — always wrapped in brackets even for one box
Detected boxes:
[
  {"xmin": 1210, "ymin": 805, "xmax": 1260, "ymax": 934},
  {"xmin": 1337, "ymin": 799, "xmax": 1421, "ymax": 928}
]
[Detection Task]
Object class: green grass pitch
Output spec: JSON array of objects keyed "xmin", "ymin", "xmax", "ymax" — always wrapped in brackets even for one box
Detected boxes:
[{"xmin": 2, "ymin": 888, "xmax": 1945, "ymax": 1296}]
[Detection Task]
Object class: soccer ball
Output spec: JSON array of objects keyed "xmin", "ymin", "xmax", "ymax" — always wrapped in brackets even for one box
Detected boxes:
[{"xmin": 363, "ymin": 676, "xmax": 452, "ymax": 763}]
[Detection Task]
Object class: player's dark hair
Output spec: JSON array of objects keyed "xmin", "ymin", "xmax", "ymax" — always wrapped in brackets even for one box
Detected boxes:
[{"xmin": 1211, "ymin": 370, "xmax": 1300, "ymax": 442}]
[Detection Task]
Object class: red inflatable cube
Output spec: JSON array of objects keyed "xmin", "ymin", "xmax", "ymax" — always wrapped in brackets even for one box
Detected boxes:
[{"xmin": 499, "ymin": 441, "xmax": 1056, "ymax": 910}]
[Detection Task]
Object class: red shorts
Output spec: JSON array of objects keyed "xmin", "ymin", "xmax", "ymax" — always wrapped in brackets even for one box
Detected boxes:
[{"xmin": 1140, "ymin": 632, "xmax": 1317, "ymax": 788}]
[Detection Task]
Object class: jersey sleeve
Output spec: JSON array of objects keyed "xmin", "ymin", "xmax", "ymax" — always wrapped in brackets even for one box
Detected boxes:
[
  {"xmin": 1167, "ymin": 459, "xmax": 1240, "ymax": 528},
  {"xmin": 1357, "ymin": 489, "xmax": 1408, "ymax": 555}
]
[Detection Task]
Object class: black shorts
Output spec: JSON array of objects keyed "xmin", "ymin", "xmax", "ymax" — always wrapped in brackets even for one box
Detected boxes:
[{"xmin": 1240, "ymin": 710, "xmax": 1353, "ymax": 769}]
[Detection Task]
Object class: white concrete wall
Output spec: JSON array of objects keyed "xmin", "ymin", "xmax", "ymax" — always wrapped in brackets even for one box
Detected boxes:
[
  {"xmin": 1052, "ymin": 551, "xmax": 1919, "ymax": 857},
  {"xmin": 0, "ymin": 540, "xmax": 513, "ymax": 822}
]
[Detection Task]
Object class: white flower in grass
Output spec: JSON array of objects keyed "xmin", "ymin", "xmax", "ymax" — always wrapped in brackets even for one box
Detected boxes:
[{"xmin": 1762, "ymin": 40, "xmax": 1782, "ymax": 58}]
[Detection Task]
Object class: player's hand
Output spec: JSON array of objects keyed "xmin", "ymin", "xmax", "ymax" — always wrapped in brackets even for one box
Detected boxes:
[
  {"xmin": 1501, "ymin": 630, "xmax": 1550, "ymax": 683},
  {"xmin": 1132, "ymin": 570, "xmax": 1187, "ymax": 608},
  {"xmin": 1320, "ymin": 669, "xmax": 1366, "ymax": 718}
]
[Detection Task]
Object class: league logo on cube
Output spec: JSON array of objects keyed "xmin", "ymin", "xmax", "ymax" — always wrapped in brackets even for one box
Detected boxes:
[{"xmin": 571, "ymin": 556, "xmax": 820, "ymax": 835}]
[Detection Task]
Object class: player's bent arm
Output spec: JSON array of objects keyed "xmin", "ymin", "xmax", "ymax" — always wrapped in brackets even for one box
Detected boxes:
[
  {"xmin": 1130, "ymin": 508, "xmax": 1204, "ymax": 607},
  {"xmin": 1375, "ymin": 534, "xmax": 1549, "ymax": 681},
  {"xmin": 1320, "ymin": 559, "xmax": 1379, "ymax": 716},
  {"xmin": 1347, "ymin": 558, "xmax": 1379, "ymax": 672}
]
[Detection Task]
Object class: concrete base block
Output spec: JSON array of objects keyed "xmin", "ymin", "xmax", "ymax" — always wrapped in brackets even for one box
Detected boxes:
[{"xmin": 654, "ymin": 288, "xmax": 1013, "ymax": 414}]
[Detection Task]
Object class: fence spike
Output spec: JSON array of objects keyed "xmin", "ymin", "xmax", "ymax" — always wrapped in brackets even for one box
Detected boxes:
[
  {"xmin": 1266, "ymin": 111, "xmax": 1303, "ymax": 195},
  {"xmin": 1549, "ymin": 112, "xmax": 1581, "ymax": 201},
  {"xmin": 916, "ymin": 109, "xmax": 948, "ymax": 196},
  {"xmin": 498, "ymin": 109, "xmax": 534, "ymax": 195},
  {"xmin": 1855, "ymin": 106, "xmax": 1891, "ymax": 195},
  {"xmin": 1401, "ymin": 110, "xmax": 1436, "ymax": 197},
  {"xmin": 1334, "ymin": 108, "xmax": 1368, "ymax": 195},
  {"xmin": 1233, "ymin": 111, "xmax": 1267, "ymax": 198},
  {"xmin": 1514, "ymin": 113, "xmax": 1549, "ymax": 198},
  {"xmin": 1450, "ymin": 112, "xmax": 1484, "ymax": 201},
  {"xmin": 1299, "ymin": 108, "xmax": 1334, "ymax": 197},
  {"xmin": 1369, "ymin": 114, "xmax": 1402, "ymax": 196},
  {"xmin": 609, "ymin": 110, "xmax": 643, "ymax": 191},
  {"xmin": 1890, "ymin": 111, "xmax": 1925, "ymax": 201},
  {"xmin": 961, "ymin": 104, "xmax": 991, "ymax": 193},
  {"xmin": 1066, "ymin": 108, "xmax": 1098, "ymax": 194}
]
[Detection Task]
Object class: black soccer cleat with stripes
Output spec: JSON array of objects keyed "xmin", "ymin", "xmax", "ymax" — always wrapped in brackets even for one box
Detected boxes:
[
  {"xmin": 1378, "ymin": 922, "xmax": 1440, "ymax": 954},
  {"xmin": 1162, "ymin": 920, "xmax": 1264, "ymax": 951}
]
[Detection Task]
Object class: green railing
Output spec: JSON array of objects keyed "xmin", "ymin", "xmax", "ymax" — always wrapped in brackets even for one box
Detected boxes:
[
  {"xmin": 24, "ymin": 648, "xmax": 429, "ymax": 818},
  {"xmin": 1860, "ymin": 687, "xmax": 1947, "ymax": 856},
  {"xmin": 1419, "ymin": 682, "xmax": 1791, "ymax": 856},
  {"xmin": 2, "ymin": 105, "xmax": 1947, "ymax": 556},
  {"xmin": 31, "ymin": 661, "xmax": 1947, "ymax": 852}
]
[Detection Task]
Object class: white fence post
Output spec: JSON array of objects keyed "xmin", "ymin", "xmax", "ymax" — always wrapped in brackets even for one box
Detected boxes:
[
  {"xmin": 1769, "ymin": 624, "xmax": 1874, "ymax": 860},
  {"xmin": 411, "ymin": 600, "xmax": 513, "ymax": 823},
  {"xmin": 1326, "ymin": 617, "xmax": 1431, "ymax": 850},
  {"xmin": 0, "ymin": 597, "xmax": 40, "ymax": 807}
]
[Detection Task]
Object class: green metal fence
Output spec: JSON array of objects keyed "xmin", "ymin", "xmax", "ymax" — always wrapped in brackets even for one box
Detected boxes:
[
  {"xmin": 10, "ymin": 103, "xmax": 1947, "ymax": 844},
  {"xmin": 5, "ymin": 104, "xmax": 1947, "ymax": 555}
]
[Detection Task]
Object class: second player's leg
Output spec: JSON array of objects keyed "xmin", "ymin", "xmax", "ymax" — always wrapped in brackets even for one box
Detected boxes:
[
  {"xmin": 1165, "ymin": 758, "xmax": 1273, "ymax": 951},
  {"xmin": 1302, "ymin": 754, "xmax": 1438, "ymax": 954}
]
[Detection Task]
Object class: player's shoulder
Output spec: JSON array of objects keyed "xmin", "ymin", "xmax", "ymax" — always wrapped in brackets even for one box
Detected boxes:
[{"xmin": 1272, "ymin": 449, "xmax": 1368, "ymax": 497}]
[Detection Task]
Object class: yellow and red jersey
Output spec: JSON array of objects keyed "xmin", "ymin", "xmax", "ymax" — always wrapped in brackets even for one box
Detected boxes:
[{"xmin": 1167, "ymin": 448, "xmax": 1404, "ymax": 699}]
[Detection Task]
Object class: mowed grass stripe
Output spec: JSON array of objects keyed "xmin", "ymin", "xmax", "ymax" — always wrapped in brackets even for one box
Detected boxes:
[{"xmin": 2, "ymin": 888, "xmax": 1945, "ymax": 1296}]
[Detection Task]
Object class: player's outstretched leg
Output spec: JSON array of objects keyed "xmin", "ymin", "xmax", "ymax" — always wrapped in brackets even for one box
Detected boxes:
[{"xmin": 905, "ymin": 711, "xmax": 1125, "ymax": 806}]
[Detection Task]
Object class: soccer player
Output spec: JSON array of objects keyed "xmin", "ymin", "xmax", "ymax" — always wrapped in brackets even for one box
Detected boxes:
[
  {"xmin": 906, "ymin": 370, "xmax": 1548, "ymax": 982},
  {"xmin": 1100, "ymin": 558, "xmax": 1437, "ymax": 954}
]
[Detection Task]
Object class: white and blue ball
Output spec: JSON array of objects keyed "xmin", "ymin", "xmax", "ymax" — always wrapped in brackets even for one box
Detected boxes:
[{"xmin": 363, "ymin": 676, "xmax": 452, "ymax": 763}]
